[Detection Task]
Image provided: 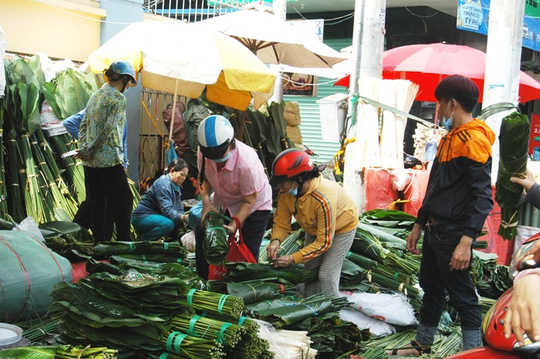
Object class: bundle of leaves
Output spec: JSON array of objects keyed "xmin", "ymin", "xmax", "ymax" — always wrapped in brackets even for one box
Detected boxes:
[
  {"xmin": 246, "ymin": 294, "xmax": 338, "ymax": 329},
  {"xmin": 223, "ymin": 262, "xmax": 317, "ymax": 285},
  {"xmin": 296, "ymin": 312, "xmax": 367, "ymax": 359},
  {"xmin": 0, "ymin": 345, "xmax": 118, "ymax": 358},
  {"xmin": 39, "ymin": 221, "xmax": 95, "ymax": 260},
  {"xmin": 226, "ymin": 280, "xmax": 297, "ymax": 304},
  {"xmin": 93, "ymin": 241, "xmax": 187, "ymax": 260},
  {"xmin": 203, "ymin": 211, "xmax": 230, "ymax": 265},
  {"xmin": 495, "ymin": 112, "xmax": 530, "ymax": 240}
]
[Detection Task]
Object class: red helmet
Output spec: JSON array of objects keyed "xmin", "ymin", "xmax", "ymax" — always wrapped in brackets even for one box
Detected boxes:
[{"xmin": 270, "ymin": 149, "xmax": 316, "ymax": 186}]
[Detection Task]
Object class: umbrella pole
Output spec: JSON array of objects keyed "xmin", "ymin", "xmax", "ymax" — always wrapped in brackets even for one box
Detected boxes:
[{"xmin": 169, "ymin": 79, "xmax": 178, "ymax": 143}]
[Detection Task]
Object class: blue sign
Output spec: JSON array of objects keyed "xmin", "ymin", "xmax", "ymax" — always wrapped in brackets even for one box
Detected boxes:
[{"xmin": 457, "ymin": 0, "xmax": 540, "ymax": 52}]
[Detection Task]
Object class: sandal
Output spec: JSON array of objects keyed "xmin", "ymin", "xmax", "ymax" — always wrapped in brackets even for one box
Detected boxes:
[{"xmin": 389, "ymin": 340, "xmax": 432, "ymax": 356}]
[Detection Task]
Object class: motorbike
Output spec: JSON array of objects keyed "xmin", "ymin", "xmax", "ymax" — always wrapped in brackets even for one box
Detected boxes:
[{"xmin": 447, "ymin": 234, "xmax": 540, "ymax": 359}]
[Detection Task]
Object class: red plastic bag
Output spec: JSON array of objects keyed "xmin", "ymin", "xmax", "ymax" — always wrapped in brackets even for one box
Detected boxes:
[{"xmin": 208, "ymin": 217, "xmax": 256, "ymax": 280}]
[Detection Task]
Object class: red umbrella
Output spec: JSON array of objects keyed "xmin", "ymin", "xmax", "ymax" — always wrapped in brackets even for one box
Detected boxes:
[{"xmin": 334, "ymin": 43, "xmax": 540, "ymax": 103}]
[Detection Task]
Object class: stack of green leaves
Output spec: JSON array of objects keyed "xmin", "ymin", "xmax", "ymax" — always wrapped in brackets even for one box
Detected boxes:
[
  {"xmin": 224, "ymin": 262, "xmax": 316, "ymax": 285},
  {"xmin": 495, "ymin": 112, "xmax": 530, "ymax": 240},
  {"xmin": 203, "ymin": 211, "xmax": 230, "ymax": 265},
  {"xmin": 39, "ymin": 220, "xmax": 95, "ymax": 260},
  {"xmin": 94, "ymin": 241, "xmax": 187, "ymax": 259},
  {"xmin": 247, "ymin": 294, "xmax": 336, "ymax": 329},
  {"xmin": 296, "ymin": 311, "xmax": 366, "ymax": 359},
  {"xmin": 0, "ymin": 345, "xmax": 118, "ymax": 358},
  {"xmin": 226, "ymin": 280, "xmax": 296, "ymax": 304}
]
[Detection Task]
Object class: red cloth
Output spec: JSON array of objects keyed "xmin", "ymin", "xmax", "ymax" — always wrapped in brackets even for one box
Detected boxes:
[
  {"xmin": 364, "ymin": 168, "xmax": 397, "ymax": 211},
  {"xmin": 71, "ymin": 260, "xmax": 110, "ymax": 283}
]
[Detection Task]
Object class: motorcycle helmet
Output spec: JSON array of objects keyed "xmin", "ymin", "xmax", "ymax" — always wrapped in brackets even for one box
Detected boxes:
[
  {"xmin": 108, "ymin": 61, "xmax": 137, "ymax": 85},
  {"xmin": 198, "ymin": 115, "xmax": 235, "ymax": 160},
  {"xmin": 270, "ymin": 148, "xmax": 316, "ymax": 186}
]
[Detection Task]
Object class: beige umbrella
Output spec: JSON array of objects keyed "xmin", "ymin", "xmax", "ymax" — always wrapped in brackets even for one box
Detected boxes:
[
  {"xmin": 83, "ymin": 20, "xmax": 276, "ymax": 110},
  {"xmin": 193, "ymin": 9, "xmax": 347, "ymax": 68}
]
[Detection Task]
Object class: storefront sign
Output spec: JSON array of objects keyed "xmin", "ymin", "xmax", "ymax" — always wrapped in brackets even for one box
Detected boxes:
[
  {"xmin": 457, "ymin": 0, "xmax": 540, "ymax": 52},
  {"xmin": 529, "ymin": 113, "xmax": 540, "ymax": 160}
]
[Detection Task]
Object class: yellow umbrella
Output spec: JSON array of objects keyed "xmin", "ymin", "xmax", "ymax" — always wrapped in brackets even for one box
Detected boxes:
[{"xmin": 84, "ymin": 20, "xmax": 276, "ymax": 110}]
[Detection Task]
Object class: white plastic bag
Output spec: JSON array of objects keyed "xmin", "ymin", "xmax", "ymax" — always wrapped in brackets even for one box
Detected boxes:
[
  {"xmin": 13, "ymin": 216, "xmax": 46, "ymax": 242},
  {"xmin": 339, "ymin": 308, "xmax": 395, "ymax": 338},
  {"xmin": 180, "ymin": 231, "xmax": 196, "ymax": 252},
  {"xmin": 340, "ymin": 290, "xmax": 418, "ymax": 326}
]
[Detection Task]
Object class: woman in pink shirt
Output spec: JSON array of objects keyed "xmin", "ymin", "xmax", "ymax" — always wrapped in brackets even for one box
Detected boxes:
[{"xmin": 195, "ymin": 115, "xmax": 272, "ymax": 280}]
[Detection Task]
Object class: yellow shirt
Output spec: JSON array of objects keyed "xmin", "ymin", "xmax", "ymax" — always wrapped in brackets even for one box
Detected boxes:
[{"xmin": 271, "ymin": 176, "xmax": 358, "ymax": 264}]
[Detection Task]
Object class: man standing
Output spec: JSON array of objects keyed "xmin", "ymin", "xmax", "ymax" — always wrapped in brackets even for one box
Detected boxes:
[{"xmin": 392, "ymin": 75, "xmax": 495, "ymax": 355}]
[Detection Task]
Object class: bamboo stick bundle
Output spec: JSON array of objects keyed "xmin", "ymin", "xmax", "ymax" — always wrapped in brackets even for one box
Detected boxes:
[
  {"xmin": 170, "ymin": 314, "xmax": 247, "ymax": 348},
  {"xmin": 183, "ymin": 289, "xmax": 244, "ymax": 319},
  {"xmin": 30, "ymin": 131, "xmax": 78, "ymax": 219}
]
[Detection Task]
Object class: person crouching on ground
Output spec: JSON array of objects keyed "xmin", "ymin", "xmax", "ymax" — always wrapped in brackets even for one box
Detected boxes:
[{"xmin": 131, "ymin": 158, "xmax": 189, "ymax": 241}]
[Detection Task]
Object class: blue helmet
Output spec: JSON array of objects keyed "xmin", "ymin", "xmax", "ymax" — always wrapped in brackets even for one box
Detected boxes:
[
  {"xmin": 109, "ymin": 61, "xmax": 137, "ymax": 85},
  {"xmin": 198, "ymin": 115, "xmax": 234, "ymax": 159}
]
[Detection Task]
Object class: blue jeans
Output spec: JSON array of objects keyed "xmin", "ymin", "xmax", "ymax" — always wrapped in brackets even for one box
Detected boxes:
[
  {"xmin": 131, "ymin": 214, "xmax": 175, "ymax": 241},
  {"xmin": 419, "ymin": 223, "xmax": 482, "ymax": 330}
]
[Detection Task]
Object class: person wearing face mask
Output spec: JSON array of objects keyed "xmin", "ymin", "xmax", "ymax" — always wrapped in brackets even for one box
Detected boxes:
[
  {"xmin": 76, "ymin": 60, "xmax": 136, "ymax": 243},
  {"xmin": 266, "ymin": 149, "xmax": 358, "ymax": 298},
  {"xmin": 390, "ymin": 75, "xmax": 496, "ymax": 356},
  {"xmin": 194, "ymin": 115, "xmax": 272, "ymax": 280},
  {"xmin": 131, "ymin": 158, "xmax": 189, "ymax": 241}
]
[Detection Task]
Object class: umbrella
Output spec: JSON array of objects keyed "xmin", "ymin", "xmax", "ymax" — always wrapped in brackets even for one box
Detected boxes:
[
  {"xmin": 84, "ymin": 20, "xmax": 276, "ymax": 111},
  {"xmin": 334, "ymin": 43, "xmax": 540, "ymax": 104},
  {"xmin": 193, "ymin": 9, "xmax": 347, "ymax": 68}
]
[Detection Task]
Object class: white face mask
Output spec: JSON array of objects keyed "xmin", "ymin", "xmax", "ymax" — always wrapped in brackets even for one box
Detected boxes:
[{"xmin": 210, "ymin": 152, "xmax": 232, "ymax": 163}]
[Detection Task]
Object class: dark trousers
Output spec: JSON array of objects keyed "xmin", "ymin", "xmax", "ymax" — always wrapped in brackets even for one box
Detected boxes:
[
  {"xmin": 419, "ymin": 224, "xmax": 482, "ymax": 329},
  {"xmin": 195, "ymin": 210, "xmax": 271, "ymax": 280},
  {"xmin": 84, "ymin": 165, "xmax": 133, "ymax": 243}
]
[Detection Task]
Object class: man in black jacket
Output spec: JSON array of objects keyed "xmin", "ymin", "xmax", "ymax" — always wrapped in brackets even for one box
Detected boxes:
[{"xmin": 392, "ymin": 75, "xmax": 496, "ymax": 356}]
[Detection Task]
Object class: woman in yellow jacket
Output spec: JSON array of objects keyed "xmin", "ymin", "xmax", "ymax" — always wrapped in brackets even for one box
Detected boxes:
[{"xmin": 266, "ymin": 149, "xmax": 358, "ymax": 298}]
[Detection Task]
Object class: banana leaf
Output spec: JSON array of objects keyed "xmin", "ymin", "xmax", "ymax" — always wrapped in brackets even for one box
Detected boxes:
[
  {"xmin": 40, "ymin": 221, "xmax": 95, "ymax": 260},
  {"xmin": 495, "ymin": 112, "xmax": 530, "ymax": 240},
  {"xmin": 249, "ymin": 294, "xmax": 334, "ymax": 328},
  {"xmin": 296, "ymin": 312, "xmax": 364, "ymax": 358},
  {"xmin": 357, "ymin": 222, "xmax": 407, "ymax": 250},
  {"xmin": 94, "ymin": 241, "xmax": 187, "ymax": 259},
  {"xmin": 360, "ymin": 209, "xmax": 416, "ymax": 229},
  {"xmin": 346, "ymin": 251, "xmax": 378, "ymax": 270},
  {"xmin": 339, "ymin": 258, "xmax": 365, "ymax": 287},
  {"xmin": 351, "ymin": 228, "xmax": 386, "ymax": 262},
  {"xmin": 0, "ymin": 345, "xmax": 117, "ymax": 358},
  {"xmin": 226, "ymin": 280, "xmax": 285, "ymax": 304},
  {"xmin": 54, "ymin": 68, "xmax": 94, "ymax": 119},
  {"xmin": 203, "ymin": 211, "xmax": 230, "ymax": 265},
  {"xmin": 223, "ymin": 262, "xmax": 312, "ymax": 285}
]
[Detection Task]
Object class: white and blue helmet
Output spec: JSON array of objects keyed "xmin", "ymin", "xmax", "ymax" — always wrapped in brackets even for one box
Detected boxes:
[{"xmin": 198, "ymin": 115, "xmax": 235, "ymax": 159}]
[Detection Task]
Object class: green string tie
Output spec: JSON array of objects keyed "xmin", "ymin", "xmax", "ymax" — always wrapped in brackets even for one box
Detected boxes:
[
  {"xmin": 164, "ymin": 242, "xmax": 169, "ymax": 250},
  {"xmin": 166, "ymin": 332, "xmax": 187, "ymax": 354},
  {"xmin": 238, "ymin": 316, "xmax": 246, "ymax": 326},
  {"xmin": 158, "ymin": 353, "xmax": 169, "ymax": 359},
  {"xmin": 129, "ymin": 242, "xmax": 134, "ymax": 252},
  {"xmin": 217, "ymin": 322, "xmax": 232, "ymax": 344},
  {"xmin": 217, "ymin": 294, "xmax": 229, "ymax": 314},
  {"xmin": 187, "ymin": 288, "xmax": 197, "ymax": 306},
  {"xmin": 187, "ymin": 315, "xmax": 202, "ymax": 336}
]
